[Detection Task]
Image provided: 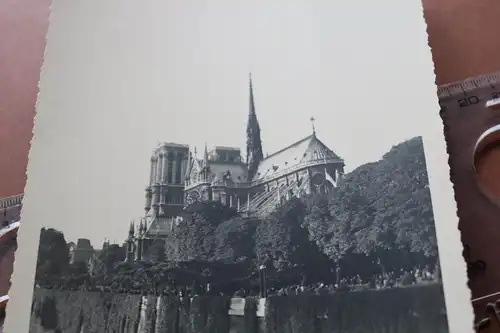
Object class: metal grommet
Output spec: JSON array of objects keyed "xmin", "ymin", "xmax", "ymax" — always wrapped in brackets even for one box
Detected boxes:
[{"xmin": 473, "ymin": 124, "xmax": 500, "ymax": 206}]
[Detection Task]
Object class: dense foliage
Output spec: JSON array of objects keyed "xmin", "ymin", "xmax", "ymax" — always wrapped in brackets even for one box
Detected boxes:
[
  {"xmin": 35, "ymin": 137, "xmax": 439, "ymax": 294},
  {"xmin": 302, "ymin": 137, "xmax": 438, "ymax": 277},
  {"xmin": 36, "ymin": 228, "xmax": 71, "ymax": 283}
]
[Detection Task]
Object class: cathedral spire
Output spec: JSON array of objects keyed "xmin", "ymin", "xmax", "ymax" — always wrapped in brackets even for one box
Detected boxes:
[
  {"xmin": 129, "ymin": 221, "xmax": 134, "ymax": 237},
  {"xmin": 246, "ymin": 74, "xmax": 264, "ymax": 179},
  {"xmin": 249, "ymin": 73, "xmax": 255, "ymax": 116},
  {"xmin": 203, "ymin": 143, "xmax": 209, "ymax": 167},
  {"xmin": 139, "ymin": 219, "xmax": 144, "ymax": 234},
  {"xmin": 185, "ymin": 147, "xmax": 193, "ymax": 179},
  {"xmin": 201, "ymin": 143, "xmax": 210, "ymax": 182}
]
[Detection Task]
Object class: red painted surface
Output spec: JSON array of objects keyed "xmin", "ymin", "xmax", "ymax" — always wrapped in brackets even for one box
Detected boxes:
[{"xmin": 0, "ymin": 0, "xmax": 51, "ymax": 198}]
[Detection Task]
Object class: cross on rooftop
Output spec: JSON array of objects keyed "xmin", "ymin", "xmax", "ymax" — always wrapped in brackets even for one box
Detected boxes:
[{"xmin": 310, "ymin": 117, "xmax": 316, "ymax": 134}]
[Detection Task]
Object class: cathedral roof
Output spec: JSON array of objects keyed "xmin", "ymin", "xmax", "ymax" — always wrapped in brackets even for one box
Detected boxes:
[{"xmin": 252, "ymin": 133, "xmax": 343, "ymax": 182}]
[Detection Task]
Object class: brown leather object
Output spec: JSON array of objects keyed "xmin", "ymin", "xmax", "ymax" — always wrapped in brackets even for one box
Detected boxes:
[
  {"xmin": 0, "ymin": 0, "xmax": 50, "ymax": 198},
  {"xmin": 423, "ymin": 0, "xmax": 500, "ymax": 85}
]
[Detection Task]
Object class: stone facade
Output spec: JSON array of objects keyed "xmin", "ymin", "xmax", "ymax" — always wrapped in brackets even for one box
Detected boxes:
[{"xmin": 126, "ymin": 79, "xmax": 345, "ymax": 262}]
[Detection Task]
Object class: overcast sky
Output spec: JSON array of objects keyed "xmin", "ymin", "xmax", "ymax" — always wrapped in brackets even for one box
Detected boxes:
[{"xmin": 26, "ymin": 0, "xmax": 436, "ymax": 246}]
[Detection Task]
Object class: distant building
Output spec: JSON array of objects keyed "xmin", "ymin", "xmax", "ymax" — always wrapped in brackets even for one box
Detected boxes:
[
  {"xmin": 87, "ymin": 241, "xmax": 111, "ymax": 276},
  {"xmin": 126, "ymin": 76, "xmax": 345, "ymax": 262},
  {"xmin": 68, "ymin": 239, "xmax": 113, "ymax": 276},
  {"xmin": 69, "ymin": 238, "xmax": 95, "ymax": 264}
]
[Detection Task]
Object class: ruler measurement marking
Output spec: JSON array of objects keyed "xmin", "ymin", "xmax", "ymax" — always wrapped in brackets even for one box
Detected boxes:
[
  {"xmin": 438, "ymin": 72, "xmax": 500, "ymax": 314},
  {"xmin": 461, "ymin": 84, "xmax": 468, "ymax": 96},
  {"xmin": 437, "ymin": 72, "xmax": 500, "ymax": 111},
  {"xmin": 438, "ymin": 72, "xmax": 500, "ymax": 99},
  {"xmin": 487, "ymin": 77, "xmax": 496, "ymax": 91}
]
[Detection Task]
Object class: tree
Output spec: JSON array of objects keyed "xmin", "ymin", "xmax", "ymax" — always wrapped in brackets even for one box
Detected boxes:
[
  {"xmin": 304, "ymin": 192, "xmax": 349, "ymax": 262},
  {"xmin": 166, "ymin": 201, "xmax": 237, "ymax": 262},
  {"xmin": 307, "ymin": 137, "xmax": 437, "ymax": 273},
  {"xmin": 213, "ymin": 216, "xmax": 259, "ymax": 263},
  {"xmin": 255, "ymin": 198, "xmax": 329, "ymax": 285},
  {"xmin": 183, "ymin": 200, "xmax": 238, "ymax": 226},
  {"xmin": 375, "ymin": 137, "xmax": 438, "ymax": 257},
  {"xmin": 360, "ymin": 137, "xmax": 438, "ymax": 270},
  {"xmin": 166, "ymin": 212, "xmax": 216, "ymax": 262},
  {"xmin": 36, "ymin": 228, "xmax": 70, "ymax": 281},
  {"xmin": 62, "ymin": 262, "xmax": 91, "ymax": 291},
  {"xmin": 67, "ymin": 261, "xmax": 89, "ymax": 276},
  {"xmin": 96, "ymin": 244, "xmax": 126, "ymax": 274}
]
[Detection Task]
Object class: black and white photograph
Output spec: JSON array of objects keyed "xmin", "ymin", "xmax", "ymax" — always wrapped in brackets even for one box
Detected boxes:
[{"xmin": 6, "ymin": 1, "xmax": 468, "ymax": 332}]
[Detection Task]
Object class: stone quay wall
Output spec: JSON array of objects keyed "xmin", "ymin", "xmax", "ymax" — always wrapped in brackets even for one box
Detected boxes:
[{"xmin": 29, "ymin": 284, "xmax": 449, "ymax": 333}]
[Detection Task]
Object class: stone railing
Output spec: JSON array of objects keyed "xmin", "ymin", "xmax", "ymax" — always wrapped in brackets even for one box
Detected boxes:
[{"xmin": 0, "ymin": 193, "xmax": 24, "ymax": 209}]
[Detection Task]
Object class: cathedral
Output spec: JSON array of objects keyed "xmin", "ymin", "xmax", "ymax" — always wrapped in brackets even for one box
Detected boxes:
[{"xmin": 126, "ymin": 76, "xmax": 345, "ymax": 262}]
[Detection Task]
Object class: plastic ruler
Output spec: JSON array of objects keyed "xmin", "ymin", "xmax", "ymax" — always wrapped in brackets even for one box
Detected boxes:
[{"xmin": 439, "ymin": 71, "xmax": 500, "ymax": 331}]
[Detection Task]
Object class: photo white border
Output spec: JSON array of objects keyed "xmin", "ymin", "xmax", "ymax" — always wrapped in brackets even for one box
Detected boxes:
[{"xmin": 5, "ymin": 0, "xmax": 472, "ymax": 332}]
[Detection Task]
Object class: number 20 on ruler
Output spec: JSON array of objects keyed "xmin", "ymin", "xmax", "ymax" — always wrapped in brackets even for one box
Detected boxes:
[{"xmin": 458, "ymin": 96, "xmax": 479, "ymax": 108}]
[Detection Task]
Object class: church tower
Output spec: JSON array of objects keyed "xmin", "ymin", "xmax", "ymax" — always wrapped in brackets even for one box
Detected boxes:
[
  {"xmin": 145, "ymin": 143, "xmax": 190, "ymax": 218},
  {"xmin": 246, "ymin": 74, "xmax": 264, "ymax": 180},
  {"xmin": 125, "ymin": 221, "xmax": 135, "ymax": 263},
  {"xmin": 135, "ymin": 220, "xmax": 144, "ymax": 261}
]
